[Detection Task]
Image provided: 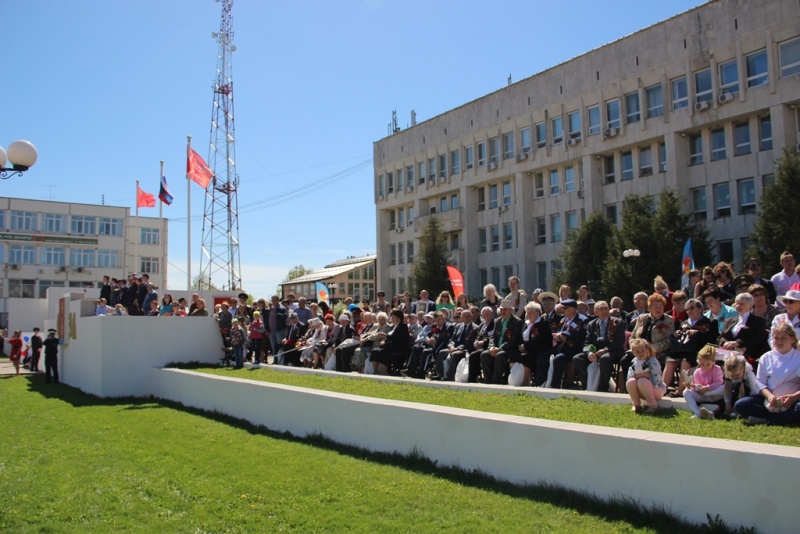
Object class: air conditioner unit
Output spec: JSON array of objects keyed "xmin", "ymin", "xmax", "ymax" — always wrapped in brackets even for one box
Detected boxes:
[
  {"xmin": 466, "ymin": 163, "xmax": 473, "ymax": 170},
  {"xmin": 488, "ymin": 161, "xmax": 498, "ymax": 170},
  {"xmin": 516, "ymin": 152, "xmax": 529, "ymax": 161},
  {"xmin": 76, "ymin": 267, "xmax": 85, "ymax": 273},
  {"xmin": 439, "ymin": 176, "xmax": 447, "ymax": 183},
  {"xmin": 694, "ymin": 100, "xmax": 711, "ymax": 111},
  {"xmin": 604, "ymin": 127, "xmax": 620, "ymax": 138},
  {"xmin": 387, "ymin": 187, "xmax": 393, "ymax": 194},
  {"xmin": 567, "ymin": 137, "xmax": 581, "ymax": 146},
  {"xmin": 10, "ymin": 264, "xmax": 19, "ymax": 271},
  {"xmin": 577, "ymin": 189, "xmax": 585, "ymax": 198},
  {"xmin": 395, "ymin": 227, "xmax": 404, "ymax": 233},
  {"xmin": 406, "ymin": 186, "xmax": 414, "ymax": 193},
  {"xmin": 378, "ymin": 193, "xmax": 385, "ymax": 200},
  {"xmin": 57, "ymin": 265, "xmax": 67, "ymax": 273},
  {"xmin": 718, "ymin": 92, "xmax": 735, "ymax": 104},
  {"xmin": 498, "ymin": 205, "xmax": 509, "ymax": 213}
]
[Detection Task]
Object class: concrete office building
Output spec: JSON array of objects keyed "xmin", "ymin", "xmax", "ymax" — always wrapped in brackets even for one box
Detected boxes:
[
  {"xmin": 0, "ymin": 197, "xmax": 167, "ymax": 327},
  {"xmin": 373, "ymin": 0, "xmax": 800, "ymax": 297}
]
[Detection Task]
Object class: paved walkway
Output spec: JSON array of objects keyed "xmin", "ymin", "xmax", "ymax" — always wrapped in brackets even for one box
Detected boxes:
[{"xmin": 0, "ymin": 358, "xmax": 34, "ymax": 376}]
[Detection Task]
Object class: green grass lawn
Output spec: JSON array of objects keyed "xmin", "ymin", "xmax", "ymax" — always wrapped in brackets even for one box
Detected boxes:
[
  {"xmin": 1, "ymin": 373, "xmax": 751, "ymax": 533},
  {"xmin": 190, "ymin": 366, "xmax": 800, "ymax": 448}
]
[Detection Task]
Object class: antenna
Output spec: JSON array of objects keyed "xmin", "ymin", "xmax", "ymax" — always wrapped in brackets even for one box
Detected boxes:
[
  {"xmin": 199, "ymin": 0, "xmax": 242, "ymax": 291},
  {"xmin": 41, "ymin": 185, "xmax": 56, "ymax": 201}
]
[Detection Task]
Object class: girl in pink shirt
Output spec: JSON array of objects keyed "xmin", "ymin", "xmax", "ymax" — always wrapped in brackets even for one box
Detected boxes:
[{"xmin": 683, "ymin": 348, "xmax": 724, "ymax": 419}]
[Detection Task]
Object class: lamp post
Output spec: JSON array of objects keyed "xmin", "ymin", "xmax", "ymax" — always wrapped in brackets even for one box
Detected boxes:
[
  {"xmin": 0, "ymin": 140, "xmax": 38, "ymax": 179},
  {"xmin": 623, "ymin": 249, "xmax": 641, "ymax": 295},
  {"xmin": 327, "ymin": 282, "xmax": 337, "ymax": 305}
]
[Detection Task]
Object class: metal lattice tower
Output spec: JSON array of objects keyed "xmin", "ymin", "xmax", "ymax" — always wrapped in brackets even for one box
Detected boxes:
[{"xmin": 199, "ymin": 0, "xmax": 242, "ymax": 291}]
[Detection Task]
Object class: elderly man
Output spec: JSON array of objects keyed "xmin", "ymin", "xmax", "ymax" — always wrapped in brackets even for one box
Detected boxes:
[
  {"xmin": 538, "ymin": 291, "xmax": 562, "ymax": 333},
  {"xmin": 266, "ymin": 296, "xmax": 289, "ymax": 359},
  {"xmin": 573, "ymin": 301, "xmax": 625, "ymax": 392},
  {"xmin": 542, "ymin": 299, "xmax": 587, "ymax": 389},
  {"xmin": 405, "ymin": 311, "xmax": 452, "ymax": 379},
  {"xmin": 718, "ymin": 292, "xmax": 769, "ymax": 364},
  {"xmin": 480, "ymin": 300, "xmax": 524, "ymax": 385},
  {"xmin": 436, "ymin": 309, "xmax": 476, "ymax": 381},
  {"xmin": 294, "ymin": 297, "xmax": 313, "ymax": 325},
  {"xmin": 411, "ymin": 290, "xmax": 436, "ymax": 314},
  {"xmin": 771, "ymin": 251, "xmax": 799, "ymax": 307}
]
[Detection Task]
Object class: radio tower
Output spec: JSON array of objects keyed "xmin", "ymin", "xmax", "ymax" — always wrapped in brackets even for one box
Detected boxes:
[{"xmin": 199, "ymin": 0, "xmax": 242, "ymax": 291}]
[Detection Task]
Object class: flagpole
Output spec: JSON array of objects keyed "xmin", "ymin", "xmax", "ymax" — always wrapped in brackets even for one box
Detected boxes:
[
  {"xmin": 135, "ymin": 179, "xmax": 140, "ymax": 278},
  {"xmin": 187, "ymin": 135, "xmax": 192, "ymax": 292},
  {"xmin": 160, "ymin": 160, "xmax": 166, "ymax": 291}
]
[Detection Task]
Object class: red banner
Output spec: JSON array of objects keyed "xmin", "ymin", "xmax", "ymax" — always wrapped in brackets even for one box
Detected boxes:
[
  {"xmin": 446, "ymin": 265, "xmax": 465, "ymax": 298},
  {"xmin": 187, "ymin": 147, "xmax": 214, "ymax": 189},
  {"xmin": 136, "ymin": 185, "xmax": 156, "ymax": 208}
]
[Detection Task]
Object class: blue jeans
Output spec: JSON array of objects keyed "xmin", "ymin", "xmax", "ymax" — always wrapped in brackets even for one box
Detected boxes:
[
  {"xmin": 269, "ymin": 330, "xmax": 286, "ymax": 359},
  {"xmin": 233, "ymin": 345, "xmax": 244, "ymax": 369},
  {"xmin": 735, "ymin": 394, "xmax": 800, "ymax": 425}
]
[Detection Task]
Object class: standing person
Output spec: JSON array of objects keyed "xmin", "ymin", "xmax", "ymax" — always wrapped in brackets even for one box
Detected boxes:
[
  {"xmin": 99, "ymin": 275, "xmax": 112, "ymax": 303},
  {"xmin": 8, "ymin": 330, "xmax": 23, "ymax": 375},
  {"xmin": 435, "ymin": 291, "xmax": 455, "ymax": 313},
  {"xmin": 43, "ymin": 329, "xmax": 60, "ymax": 384},
  {"xmin": 266, "ymin": 296, "xmax": 288, "ymax": 359},
  {"xmin": 190, "ymin": 298, "xmax": 209, "ymax": 316},
  {"xmin": 29, "ymin": 327, "xmax": 43, "ymax": 373},
  {"xmin": 479, "ymin": 284, "xmax": 502, "ymax": 316},
  {"xmin": 411, "ymin": 290, "xmax": 436, "ymax": 314},
  {"xmin": 371, "ymin": 291, "xmax": 390, "ymax": 314},
  {"xmin": 229, "ymin": 319, "xmax": 246, "ymax": 369},
  {"xmin": 771, "ymin": 251, "xmax": 799, "ymax": 307},
  {"xmin": 505, "ymin": 276, "xmax": 528, "ymax": 319},
  {"xmin": 249, "ymin": 311, "xmax": 266, "ymax": 364},
  {"xmin": 159, "ymin": 294, "xmax": 175, "ymax": 316},
  {"xmin": 745, "ymin": 258, "xmax": 777, "ymax": 304}
]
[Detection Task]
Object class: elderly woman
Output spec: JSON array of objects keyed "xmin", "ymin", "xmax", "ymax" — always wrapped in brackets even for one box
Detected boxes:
[
  {"xmin": 665, "ymin": 298, "xmax": 717, "ymax": 396},
  {"xmin": 517, "ymin": 302, "xmax": 552, "ymax": 386},
  {"xmin": 620, "ymin": 292, "xmax": 675, "ymax": 390},
  {"xmin": 703, "ymin": 286, "xmax": 737, "ymax": 333},
  {"xmin": 299, "ymin": 317, "xmax": 326, "ymax": 367},
  {"xmin": 734, "ymin": 322, "xmax": 800, "ymax": 425},
  {"xmin": 479, "ymin": 284, "xmax": 502, "ymax": 315},
  {"xmin": 370, "ymin": 309, "xmax": 410, "ymax": 375},
  {"xmin": 749, "ymin": 284, "xmax": 779, "ymax": 328},
  {"xmin": 189, "ymin": 298, "xmax": 209, "ymax": 317},
  {"xmin": 718, "ymin": 293, "xmax": 769, "ymax": 364}
]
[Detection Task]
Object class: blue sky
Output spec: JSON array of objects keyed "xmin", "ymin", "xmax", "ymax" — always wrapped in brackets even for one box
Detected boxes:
[{"xmin": 3, "ymin": 0, "xmax": 702, "ymax": 298}]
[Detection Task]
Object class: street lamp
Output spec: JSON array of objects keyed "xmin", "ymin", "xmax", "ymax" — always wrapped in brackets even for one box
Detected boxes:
[
  {"xmin": 327, "ymin": 282, "xmax": 337, "ymax": 305},
  {"xmin": 622, "ymin": 249, "xmax": 641, "ymax": 258},
  {"xmin": 0, "ymin": 140, "xmax": 38, "ymax": 179}
]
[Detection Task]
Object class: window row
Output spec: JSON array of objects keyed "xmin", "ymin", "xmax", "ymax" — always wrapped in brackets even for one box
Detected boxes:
[
  {"xmin": 0, "ymin": 245, "xmax": 121, "ymax": 268},
  {"xmin": 0, "ymin": 211, "xmax": 126, "ymax": 237},
  {"xmin": 687, "ymin": 115, "xmax": 772, "ymax": 166},
  {"xmin": 478, "ymin": 223, "xmax": 516, "ymax": 252},
  {"xmin": 7, "ymin": 279, "xmax": 98, "ymax": 299},
  {"xmin": 389, "ymin": 241, "xmax": 415, "ymax": 266},
  {"xmin": 477, "ymin": 181, "xmax": 512, "ymax": 210},
  {"xmin": 478, "ymin": 265, "xmax": 518, "ymax": 293},
  {"xmin": 535, "ymin": 211, "xmax": 581, "ymax": 245},
  {"xmin": 388, "ymin": 206, "xmax": 414, "ymax": 230},
  {"xmin": 533, "ymin": 164, "xmax": 581, "ymax": 198},
  {"xmin": 691, "ymin": 175, "xmax": 771, "ymax": 220},
  {"xmin": 600, "ymin": 142, "xmax": 668, "ymax": 185},
  {"xmin": 346, "ymin": 265, "xmax": 375, "ymax": 280}
]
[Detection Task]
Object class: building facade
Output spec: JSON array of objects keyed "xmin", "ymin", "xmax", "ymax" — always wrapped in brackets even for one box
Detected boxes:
[
  {"xmin": 0, "ymin": 197, "xmax": 167, "ymax": 326},
  {"xmin": 281, "ymin": 254, "xmax": 377, "ymax": 303},
  {"xmin": 373, "ymin": 0, "xmax": 800, "ymax": 298}
]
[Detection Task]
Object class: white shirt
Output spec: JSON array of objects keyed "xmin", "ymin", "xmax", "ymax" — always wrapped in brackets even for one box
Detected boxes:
[
  {"xmin": 732, "ymin": 312, "xmax": 750, "ymax": 337},
  {"xmin": 769, "ymin": 313, "xmax": 800, "ymax": 348},
  {"xmin": 770, "ymin": 271, "xmax": 800, "ymax": 307},
  {"xmin": 755, "ymin": 347, "xmax": 800, "ymax": 396}
]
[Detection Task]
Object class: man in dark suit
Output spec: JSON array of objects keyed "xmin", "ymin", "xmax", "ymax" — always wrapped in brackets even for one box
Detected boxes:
[
  {"xmin": 745, "ymin": 258, "xmax": 777, "ymax": 304},
  {"xmin": 718, "ymin": 292, "xmax": 769, "ymax": 363},
  {"xmin": 480, "ymin": 300, "xmax": 524, "ymax": 384},
  {"xmin": 99, "ymin": 275, "xmax": 112, "ymax": 303},
  {"xmin": 435, "ymin": 309, "xmax": 476, "ymax": 380},
  {"xmin": 411, "ymin": 289, "xmax": 436, "ymax": 314},
  {"xmin": 573, "ymin": 301, "xmax": 625, "ymax": 392},
  {"xmin": 406, "ymin": 311, "xmax": 453, "ymax": 379},
  {"xmin": 544, "ymin": 299, "xmax": 588, "ymax": 389},
  {"xmin": 278, "ymin": 313, "xmax": 307, "ymax": 366},
  {"xmin": 466, "ymin": 307, "xmax": 496, "ymax": 382}
]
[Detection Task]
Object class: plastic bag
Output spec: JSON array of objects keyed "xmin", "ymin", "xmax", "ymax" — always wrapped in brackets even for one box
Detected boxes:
[
  {"xmin": 508, "ymin": 362, "xmax": 525, "ymax": 387},
  {"xmin": 586, "ymin": 360, "xmax": 601, "ymax": 391},
  {"xmin": 364, "ymin": 354, "xmax": 374, "ymax": 374},
  {"xmin": 323, "ymin": 351, "xmax": 336, "ymax": 371},
  {"xmin": 544, "ymin": 353, "xmax": 555, "ymax": 388},
  {"xmin": 455, "ymin": 357, "xmax": 469, "ymax": 383}
]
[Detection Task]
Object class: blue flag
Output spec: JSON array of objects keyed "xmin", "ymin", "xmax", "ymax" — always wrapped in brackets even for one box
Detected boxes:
[
  {"xmin": 316, "ymin": 282, "xmax": 330, "ymax": 304},
  {"xmin": 681, "ymin": 238, "xmax": 694, "ymax": 290},
  {"xmin": 159, "ymin": 173, "xmax": 173, "ymax": 205}
]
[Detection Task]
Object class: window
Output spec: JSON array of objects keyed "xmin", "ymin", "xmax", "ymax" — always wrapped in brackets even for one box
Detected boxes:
[
  {"xmin": 418, "ymin": 162, "xmax": 426, "ymax": 184},
  {"xmin": 439, "ymin": 197, "xmax": 448, "ymax": 213},
  {"xmin": 99, "ymin": 217, "xmax": 124, "ymax": 236},
  {"xmin": 9, "ymin": 245, "xmax": 36, "ymax": 264},
  {"xmin": 479, "ymin": 269, "xmax": 488, "ymax": 288},
  {"xmin": 141, "ymin": 228, "xmax": 160, "ymax": 245},
  {"xmin": 477, "ymin": 187, "xmax": 486, "ymax": 211},
  {"xmin": 537, "ymin": 262, "xmax": 547, "ymax": 290},
  {"xmin": 501, "ymin": 181, "xmax": 511, "ymax": 205},
  {"xmin": 464, "ymin": 146, "xmax": 473, "ymax": 170},
  {"xmin": 606, "ymin": 205, "xmax": 618, "ymax": 225},
  {"xmin": 450, "ymin": 233, "xmax": 459, "ymax": 251},
  {"xmin": 646, "ymin": 84, "xmax": 664, "ymax": 118},
  {"xmin": 738, "ymin": 178, "xmax": 756, "ymax": 215},
  {"xmin": 734, "ymin": 122, "xmax": 751, "ymax": 156},
  {"xmin": 489, "ymin": 137, "xmax": 500, "ymax": 164},
  {"xmin": 491, "ymin": 267, "xmax": 500, "ymax": 289},
  {"xmin": 0, "ymin": 244, "xmax": 4, "ymax": 263},
  {"xmin": 689, "ymin": 133, "xmax": 703, "ymax": 165},
  {"xmin": 438, "ymin": 155, "xmax": 446, "ymax": 178},
  {"xmin": 396, "ymin": 169, "xmax": 403, "ymax": 191},
  {"xmin": 378, "ymin": 175, "xmax": 385, "ymax": 200},
  {"xmin": 43, "ymin": 213, "xmax": 66, "ymax": 234},
  {"xmin": 558, "ymin": 113, "xmax": 576, "ymax": 143},
  {"xmin": 603, "ymin": 156, "xmax": 615, "ymax": 184},
  {"xmin": 8, "ymin": 279, "xmax": 35, "ymax": 299},
  {"xmin": 588, "ymin": 106, "xmax": 601, "ymax": 135},
  {"xmin": 718, "ymin": 241, "xmax": 734, "ymax": 263},
  {"xmin": 70, "ymin": 248, "xmax": 95, "ymax": 267},
  {"xmin": 746, "ymin": 50, "xmax": 768, "ymax": 87},
  {"xmin": 520, "ymin": 127, "xmax": 531, "ymax": 154},
  {"xmin": 406, "ymin": 166, "xmax": 414, "ymax": 190},
  {"xmin": 10, "ymin": 211, "xmax": 37, "ymax": 231},
  {"xmin": 672, "ymin": 77, "xmax": 688, "ymax": 109},
  {"xmin": 98, "ymin": 249, "xmax": 119, "ymax": 268},
  {"xmin": 387, "ymin": 172, "xmax": 394, "ymax": 194},
  {"xmin": 503, "ymin": 132, "xmax": 515, "ymax": 159},
  {"xmin": 763, "ymin": 173, "xmax": 775, "ymax": 189},
  {"xmin": 38, "ymin": 280, "xmax": 65, "ymax": 299},
  {"xmin": 408, "ymin": 207, "xmax": 414, "ymax": 226},
  {"xmin": 428, "ymin": 158, "xmax": 436, "ymax": 180},
  {"xmin": 364, "ymin": 264, "xmax": 374, "ymax": 280},
  {"xmin": 551, "ymin": 116, "xmax": 563, "ymax": 145},
  {"xmin": 347, "ymin": 283, "xmax": 359, "ymax": 300},
  {"xmin": 389, "ymin": 210, "xmax": 396, "ymax": 230},
  {"xmin": 710, "ymin": 128, "xmax": 726, "ymax": 161},
  {"xmin": 550, "ymin": 214, "xmax": 562, "ymax": 243},
  {"xmin": 719, "ymin": 60, "xmax": 739, "ymax": 94},
  {"xmin": 626, "ymin": 92, "xmax": 640, "ymax": 123},
  {"xmin": 390, "ymin": 244, "xmax": 396, "ymax": 265},
  {"xmin": 503, "ymin": 223, "xmax": 513, "ymax": 249},
  {"xmin": 398, "ymin": 208, "xmax": 406, "ymax": 228},
  {"xmin": 41, "ymin": 246, "xmax": 66, "ymax": 266},
  {"xmin": 695, "ymin": 69, "xmax": 712, "ymax": 103},
  {"xmin": 566, "ymin": 211, "xmax": 578, "ymax": 236},
  {"xmin": 606, "ymin": 99, "xmax": 620, "ymax": 129},
  {"xmin": 714, "ymin": 183, "xmax": 731, "ymax": 218},
  {"xmin": 536, "ymin": 217, "xmax": 546, "ymax": 244},
  {"xmin": 692, "ymin": 188, "xmax": 707, "ymax": 220},
  {"xmin": 564, "ymin": 166, "xmax": 575, "ymax": 193},
  {"xmin": 491, "ymin": 225, "xmax": 500, "ymax": 252},
  {"xmin": 479, "ymin": 228, "xmax": 487, "ymax": 253},
  {"xmin": 451, "ymin": 194, "xmax": 459, "ymax": 210},
  {"xmin": 348, "ymin": 269, "xmax": 359, "ymax": 280},
  {"xmin": 659, "ymin": 142, "xmax": 667, "ymax": 172},
  {"xmin": 477, "ymin": 143, "xmax": 486, "ymax": 166},
  {"xmin": 398, "ymin": 242, "xmax": 404, "ymax": 264},
  {"xmin": 549, "ymin": 169, "xmax": 560, "ymax": 196},
  {"xmin": 759, "ymin": 115, "xmax": 773, "ymax": 150},
  {"xmin": 535, "ymin": 122, "xmax": 547, "ymax": 148},
  {"xmin": 407, "ymin": 241, "xmax": 414, "ymax": 263},
  {"xmin": 504, "ymin": 265, "xmax": 514, "ymax": 282},
  {"xmin": 621, "ymin": 151, "xmax": 634, "ymax": 181},
  {"xmin": 534, "ymin": 173, "xmax": 544, "ymax": 198},
  {"xmin": 639, "ymin": 146, "xmax": 653, "ymax": 176},
  {"xmin": 779, "ymin": 37, "xmax": 800, "ymax": 78},
  {"xmin": 488, "ymin": 184, "xmax": 498, "ymax": 209},
  {"xmin": 0, "ymin": 211, "xmax": 4, "ymax": 230}
]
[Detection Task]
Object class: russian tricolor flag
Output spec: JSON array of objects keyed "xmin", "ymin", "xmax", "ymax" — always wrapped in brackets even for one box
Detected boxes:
[{"xmin": 159, "ymin": 174, "xmax": 173, "ymax": 206}]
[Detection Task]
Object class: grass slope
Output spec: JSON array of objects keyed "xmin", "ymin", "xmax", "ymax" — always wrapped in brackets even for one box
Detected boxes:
[
  {"xmin": 191, "ymin": 366, "xmax": 800, "ymax": 448},
  {"xmin": 1, "ymin": 374, "xmax": 751, "ymax": 533}
]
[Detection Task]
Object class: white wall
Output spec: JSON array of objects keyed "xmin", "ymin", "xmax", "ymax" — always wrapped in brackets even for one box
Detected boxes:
[
  {"xmin": 152, "ymin": 369, "xmax": 798, "ymax": 534},
  {"xmin": 6, "ymin": 297, "xmax": 49, "ymax": 333}
]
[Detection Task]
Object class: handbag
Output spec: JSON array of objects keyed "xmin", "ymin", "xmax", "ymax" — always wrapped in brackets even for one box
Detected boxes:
[
  {"xmin": 586, "ymin": 361, "xmax": 601, "ymax": 391},
  {"xmin": 455, "ymin": 357, "xmax": 469, "ymax": 383}
]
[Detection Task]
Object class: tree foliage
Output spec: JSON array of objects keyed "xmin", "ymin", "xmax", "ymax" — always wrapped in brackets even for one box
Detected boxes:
[
  {"xmin": 276, "ymin": 265, "xmax": 314, "ymax": 297},
  {"xmin": 555, "ymin": 210, "xmax": 615, "ymax": 298},
  {"xmin": 749, "ymin": 149, "xmax": 800, "ymax": 274},
  {"xmin": 412, "ymin": 215, "xmax": 451, "ymax": 297},
  {"xmin": 192, "ymin": 274, "xmax": 219, "ymax": 291}
]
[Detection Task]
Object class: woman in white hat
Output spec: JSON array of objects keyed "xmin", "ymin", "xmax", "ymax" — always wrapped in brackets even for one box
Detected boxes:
[{"xmin": 769, "ymin": 289, "xmax": 800, "ymax": 348}]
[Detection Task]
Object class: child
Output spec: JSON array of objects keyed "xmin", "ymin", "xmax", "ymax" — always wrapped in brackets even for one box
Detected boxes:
[
  {"xmin": 683, "ymin": 346, "xmax": 724, "ymax": 419},
  {"xmin": 722, "ymin": 354, "xmax": 758, "ymax": 418},
  {"xmin": 626, "ymin": 338, "xmax": 666, "ymax": 414},
  {"xmin": 229, "ymin": 319, "xmax": 246, "ymax": 369}
]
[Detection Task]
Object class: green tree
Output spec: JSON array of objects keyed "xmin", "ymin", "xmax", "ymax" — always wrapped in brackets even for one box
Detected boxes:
[
  {"xmin": 749, "ymin": 149, "xmax": 800, "ymax": 274},
  {"xmin": 412, "ymin": 215, "xmax": 451, "ymax": 297},
  {"xmin": 555, "ymin": 210, "xmax": 615, "ymax": 299},
  {"xmin": 276, "ymin": 265, "xmax": 314, "ymax": 297},
  {"xmin": 192, "ymin": 274, "xmax": 219, "ymax": 291}
]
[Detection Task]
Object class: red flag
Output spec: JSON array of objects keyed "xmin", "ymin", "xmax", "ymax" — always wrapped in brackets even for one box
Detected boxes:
[
  {"xmin": 187, "ymin": 147, "xmax": 213, "ymax": 189},
  {"xmin": 137, "ymin": 185, "xmax": 156, "ymax": 208},
  {"xmin": 446, "ymin": 265, "xmax": 465, "ymax": 297}
]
